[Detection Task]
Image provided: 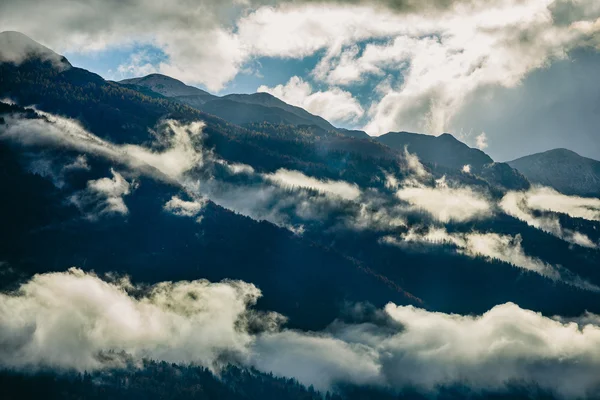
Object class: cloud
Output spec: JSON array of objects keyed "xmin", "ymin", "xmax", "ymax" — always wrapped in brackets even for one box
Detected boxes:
[
  {"xmin": 70, "ymin": 169, "xmax": 137, "ymax": 218},
  {"xmin": 0, "ymin": 268, "xmax": 266, "ymax": 371},
  {"xmin": 0, "ymin": 111, "xmax": 206, "ymax": 183},
  {"xmin": 523, "ymin": 186, "xmax": 600, "ymax": 222},
  {"xmin": 264, "ymin": 168, "xmax": 362, "ymax": 201},
  {"xmin": 0, "ymin": 109, "xmax": 375, "ymax": 231},
  {"xmin": 475, "ymin": 131, "xmax": 488, "ymax": 149},
  {"xmin": 6, "ymin": 269, "xmax": 600, "ymax": 398},
  {"xmin": 386, "ymin": 226, "xmax": 599, "ymax": 290},
  {"xmin": 4, "ymin": 0, "xmax": 600, "ymax": 123},
  {"xmin": 0, "ymin": 30, "xmax": 69, "ymax": 69},
  {"xmin": 258, "ymin": 76, "xmax": 364, "ymax": 124},
  {"xmin": 164, "ymin": 195, "xmax": 206, "ymax": 220},
  {"xmin": 500, "ymin": 189, "xmax": 598, "ymax": 248},
  {"xmin": 395, "ymin": 177, "xmax": 493, "ymax": 223}
]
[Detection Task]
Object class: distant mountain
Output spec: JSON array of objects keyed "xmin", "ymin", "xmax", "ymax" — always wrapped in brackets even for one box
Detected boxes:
[
  {"xmin": 0, "ymin": 31, "xmax": 70, "ymax": 70},
  {"xmin": 118, "ymin": 74, "xmax": 352, "ymax": 136},
  {"xmin": 336, "ymin": 128, "xmax": 371, "ymax": 139},
  {"xmin": 120, "ymin": 73, "xmax": 212, "ymax": 97},
  {"xmin": 222, "ymin": 92, "xmax": 336, "ymax": 132},
  {"xmin": 199, "ymin": 97, "xmax": 335, "ymax": 131},
  {"xmin": 120, "ymin": 73, "xmax": 217, "ymax": 105},
  {"xmin": 376, "ymin": 131, "xmax": 494, "ymax": 169},
  {"xmin": 508, "ymin": 148, "xmax": 600, "ymax": 196}
]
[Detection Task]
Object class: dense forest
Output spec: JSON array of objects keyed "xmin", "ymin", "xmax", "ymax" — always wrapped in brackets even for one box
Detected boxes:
[{"xmin": 0, "ymin": 362, "xmax": 559, "ymax": 400}]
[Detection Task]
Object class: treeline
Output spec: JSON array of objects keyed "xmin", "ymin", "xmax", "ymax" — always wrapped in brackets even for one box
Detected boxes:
[
  {"xmin": 0, "ymin": 361, "xmax": 561, "ymax": 400},
  {"xmin": 0, "ymin": 362, "xmax": 330, "ymax": 400}
]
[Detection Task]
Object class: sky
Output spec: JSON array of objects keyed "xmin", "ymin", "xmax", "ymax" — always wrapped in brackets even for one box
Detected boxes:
[{"xmin": 1, "ymin": 0, "xmax": 600, "ymax": 161}]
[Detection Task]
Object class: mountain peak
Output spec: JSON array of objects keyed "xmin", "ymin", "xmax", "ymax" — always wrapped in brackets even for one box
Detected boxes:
[
  {"xmin": 119, "ymin": 74, "xmax": 213, "ymax": 98},
  {"xmin": 0, "ymin": 31, "xmax": 70, "ymax": 69},
  {"xmin": 541, "ymin": 148, "xmax": 582, "ymax": 158},
  {"xmin": 376, "ymin": 130, "xmax": 494, "ymax": 169},
  {"xmin": 508, "ymin": 148, "xmax": 600, "ymax": 196}
]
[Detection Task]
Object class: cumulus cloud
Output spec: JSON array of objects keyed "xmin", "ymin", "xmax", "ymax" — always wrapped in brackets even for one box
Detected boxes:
[
  {"xmin": 0, "ymin": 268, "xmax": 266, "ymax": 371},
  {"xmin": 385, "ymin": 226, "xmax": 598, "ymax": 290},
  {"xmin": 258, "ymin": 76, "xmax": 364, "ymax": 124},
  {"xmin": 5, "ymin": 269, "xmax": 600, "ymax": 398},
  {"xmin": 501, "ymin": 189, "xmax": 598, "ymax": 248},
  {"xmin": 4, "ymin": 0, "xmax": 600, "ymax": 125}
]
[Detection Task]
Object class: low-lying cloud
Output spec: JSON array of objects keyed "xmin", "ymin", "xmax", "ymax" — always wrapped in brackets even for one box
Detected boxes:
[
  {"xmin": 0, "ymin": 110, "xmax": 206, "ymax": 183},
  {"xmin": 524, "ymin": 186, "xmax": 600, "ymax": 222},
  {"xmin": 385, "ymin": 226, "xmax": 598, "ymax": 290},
  {"xmin": 4, "ymin": 269, "xmax": 600, "ymax": 398},
  {"xmin": 163, "ymin": 195, "xmax": 206, "ymax": 220},
  {"xmin": 264, "ymin": 168, "xmax": 362, "ymax": 201},
  {"xmin": 70, "ymin": 169, "xmax": 137, "ymax": 219},
  {"xmin": 501, "ymin": 189, "xmax": 598, "ymax": 248}
]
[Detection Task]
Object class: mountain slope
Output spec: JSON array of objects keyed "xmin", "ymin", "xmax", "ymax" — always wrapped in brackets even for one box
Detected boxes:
[
  {"xmin": 3, "ymin": 32, "xmax": 600, "ymax": 331},
  {"xmin": 222, "ymin": 92, "xmax": 336, "ymax": 132},
  {"xmin": 120, "ymin": 73, "xmax": 217, "ymax": 105},
  {"xmin": 376, "ymin": 131, "xmax": 494, "ymax": 169},
  {"xmin": 118, "ymin": 74, "xmax": 346, "ymax": 134},
  {"xmin": 120, "ymin": 73, "xmax": 214, "ymax": 98},
  {"xmin": 508, "ymin": 148, "xmax": 600, "ymax": 196}
]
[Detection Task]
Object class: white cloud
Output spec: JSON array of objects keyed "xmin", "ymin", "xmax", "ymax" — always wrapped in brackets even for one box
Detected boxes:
[
  {"xmin": 524, "ymin": 186, "xmax": 600, "ymax": 222},
  {"xmin": 264, "ymin": 168, "xmax": 362, "ymax": 201},
  {"xmin": 258, "ymin": 76, "xmax": 364, "ymax": 124},
  {"xmin": 4, "ymin": 0, "xmax": 600, "ymax": 119},
  {"xmin": 475, "ymin": 132, "xmax": 488, "ymax": 149},
  {"xmin": 69, "ymin": 169, "xmax": 137, "ymax": 218},
  {"xmin": 500, "ymin": 189, "xmax": 598, "ymax": 248},
  {"xmin": 386, "ymin": 226, "xmax": 599, "ymax": 290},
  {"xmin": 6, "ymin": 269, "xmax": 600, "ymax": 398},
  {"xmin": 0, "ymin": 111, "xmax": 206, "ymax": 183},
  {"xmin": 164, "ymin": 195, "xmax": 206, "ymax": 219},
  {"xmin": 395, "ymin": 181, "xmax": 493, "ymax": 223},
  {"xmin": 0, "ymin": 268, "xmax": 265, "ymax": 371},
  {"xmin": 86, "ymin": 169, "xmax": 135, "ymax": 216}
]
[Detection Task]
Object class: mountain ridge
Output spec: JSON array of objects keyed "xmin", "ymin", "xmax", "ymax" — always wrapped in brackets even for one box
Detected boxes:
[{"xmin": 508, "ymin": 148, "xmax": 600, "ymax": 196}]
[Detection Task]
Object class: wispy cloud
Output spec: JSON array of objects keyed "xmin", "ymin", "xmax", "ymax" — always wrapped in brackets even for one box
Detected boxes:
[
  {"xmin": 70, "ymin": 169, "xmax": 137, "ymax": 219},
  {"xmin": 501, "ymin": 189, "xmax": 598, "ymax": 248},
  {"xmin": 385, "ymin": 226, "xmax": 599, "ymax": 290}
]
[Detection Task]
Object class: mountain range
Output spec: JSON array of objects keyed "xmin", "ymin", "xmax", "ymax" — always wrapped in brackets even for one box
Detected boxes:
[
  {"xmin": 118, "ymin": 70, "xmax": 600, "ymax": 196},
  {"xmin": 2, "ymin": 31, "xmax": 600, "ymax": 400}
]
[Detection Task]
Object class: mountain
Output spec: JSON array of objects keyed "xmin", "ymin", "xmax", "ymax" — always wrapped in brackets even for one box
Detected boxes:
[
  {"xmin": 120, "ymin": 73, "xmax": 217, "ymax": 105},
  {"xmin": 119, "ymin": 74, "xmax": 346, "ymax": 134},
  {"xmin": 376, "ymin": 131, "xmax": 494, "ymax": 169},
  {"xmin": 4, "ymin": 33, "xmax": 600, "ymax": 400},
  {"xmin": 0, "ymin": 31, "xmax": 70, "ymax": 70},
  {"xmin": 221, "ymin": 92, "xmax": 336, "ymax": 132},
  {"xmin": 508, "ymin": 148, "xmax": 600, "ymax": 196}
]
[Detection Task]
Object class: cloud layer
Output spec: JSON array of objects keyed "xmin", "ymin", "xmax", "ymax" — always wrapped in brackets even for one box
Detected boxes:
[{"xmin": 4, "ymin": 269, "xmax": 600, "ymax": 398}]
